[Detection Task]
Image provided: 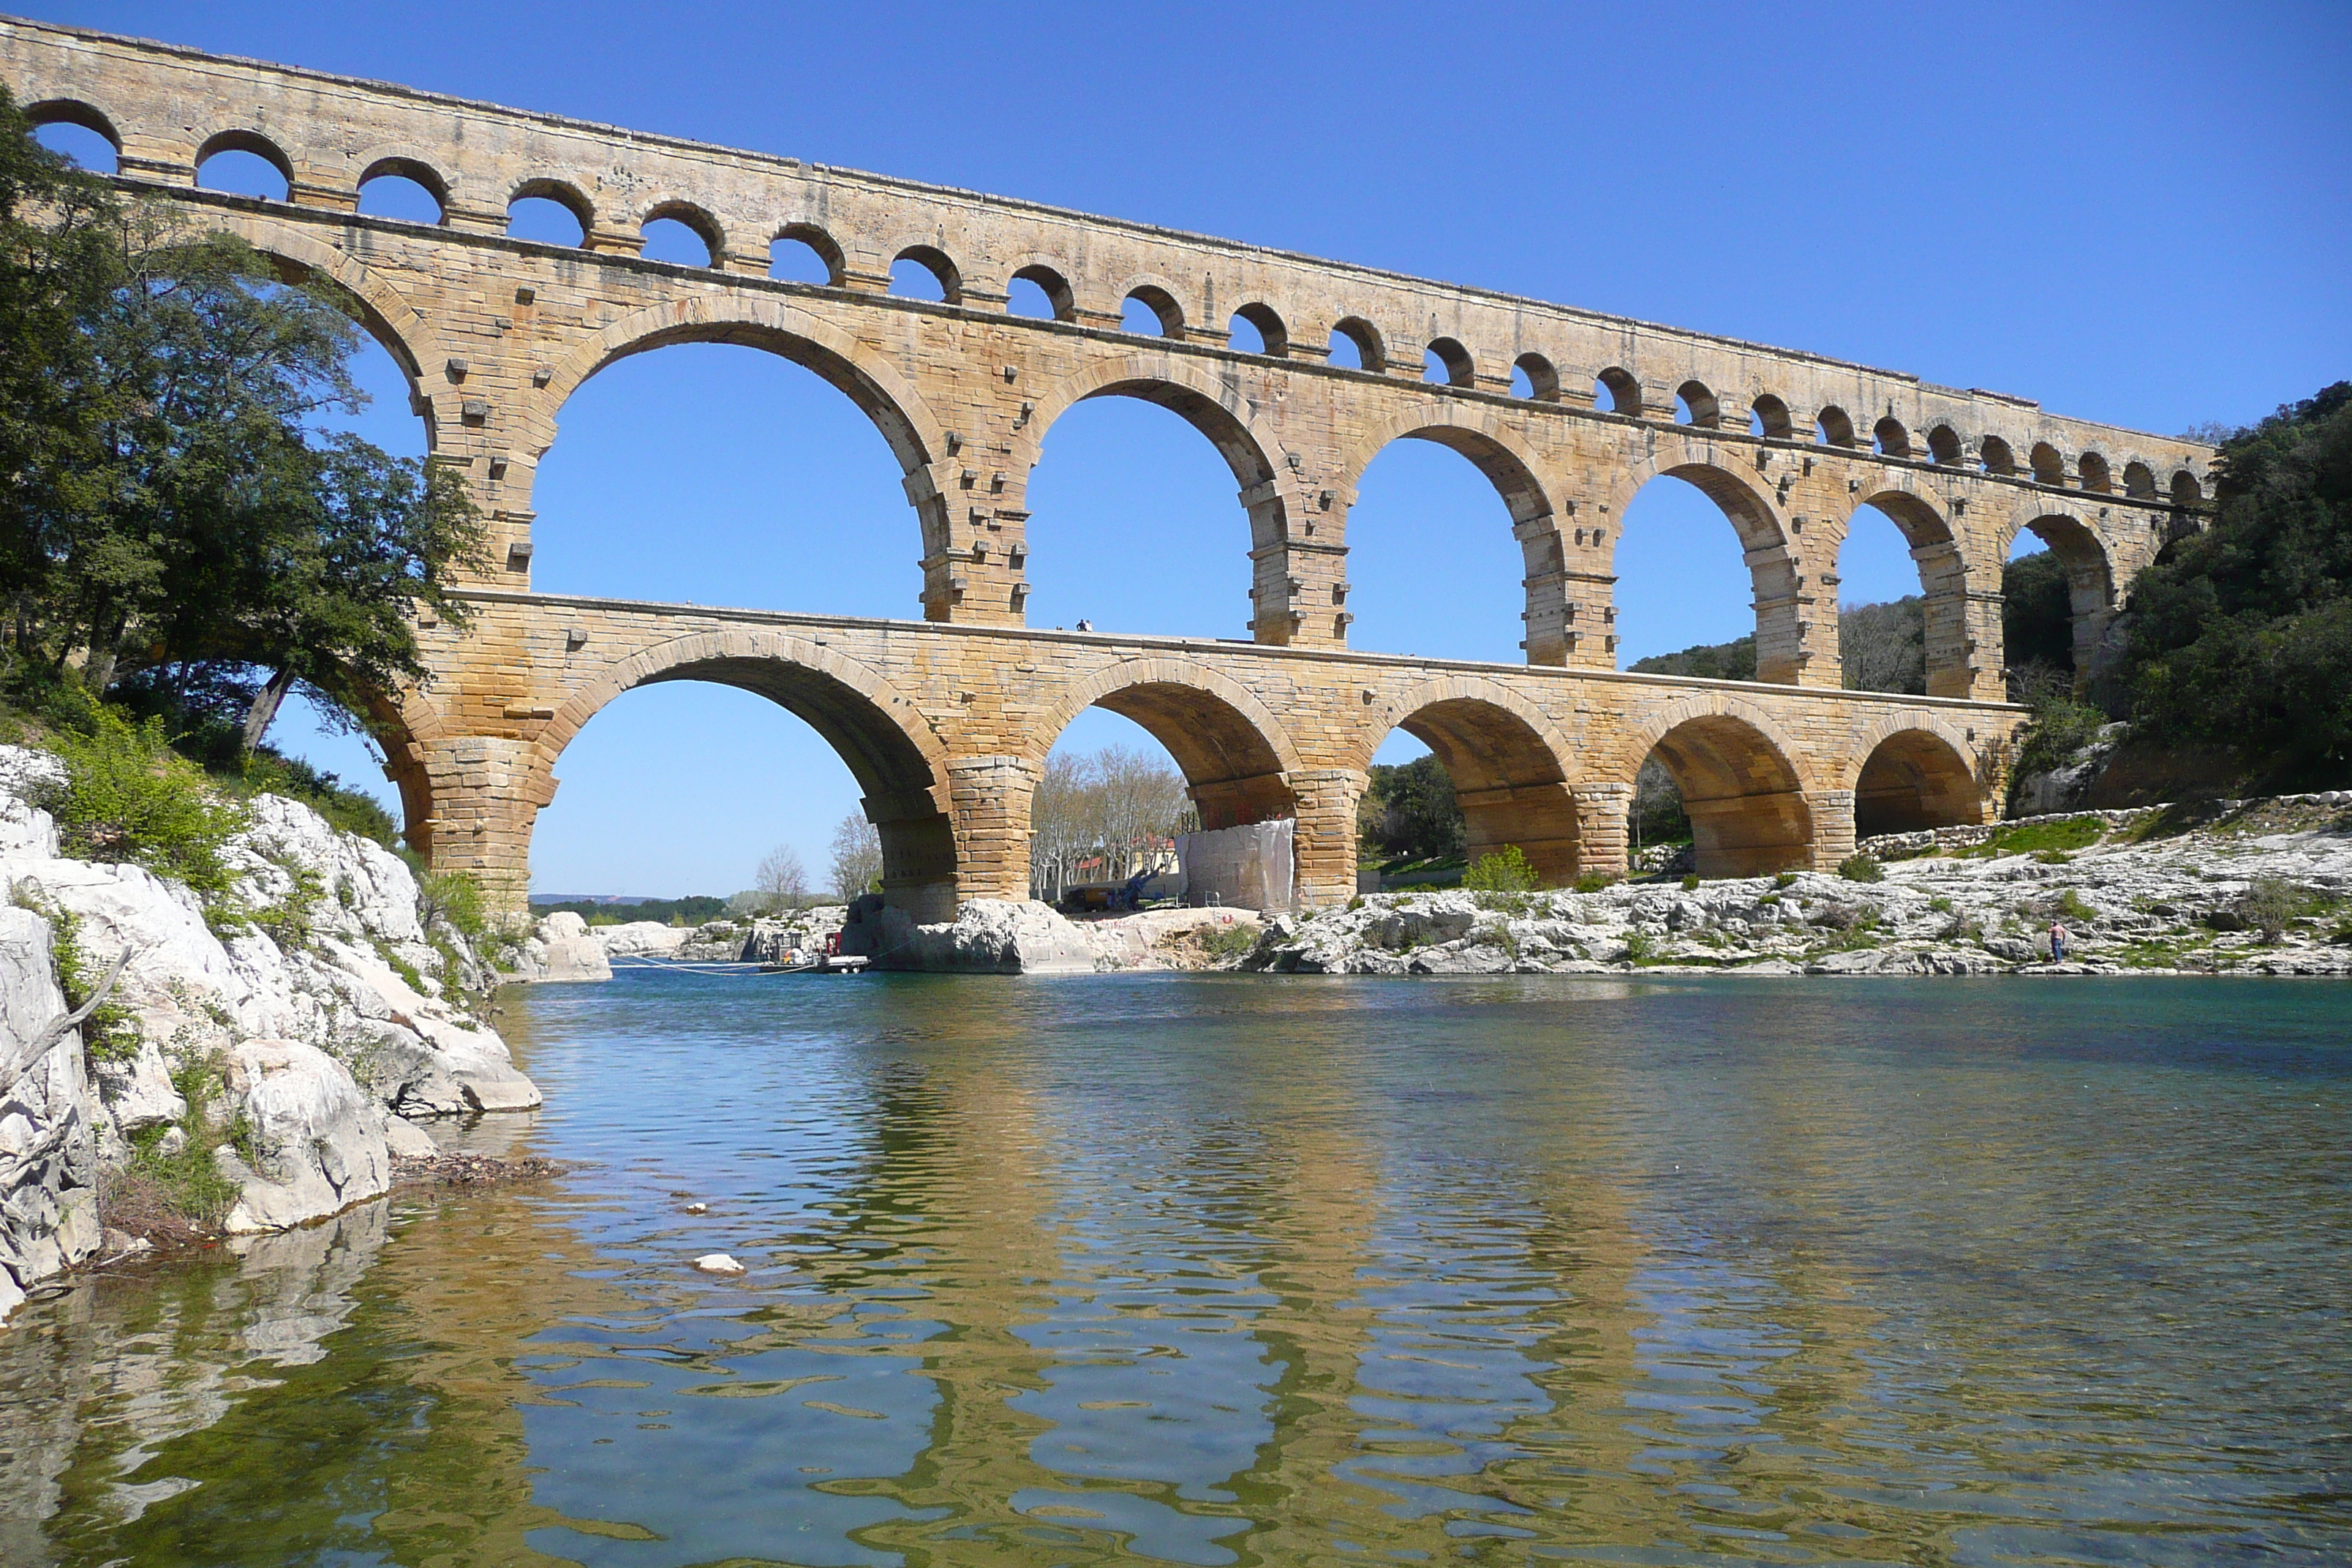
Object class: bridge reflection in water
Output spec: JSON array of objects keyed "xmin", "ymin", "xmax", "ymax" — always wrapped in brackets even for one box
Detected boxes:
[{"xmin": 2, "ymin": 972, "xmax": 2345, "ymax": 1567}]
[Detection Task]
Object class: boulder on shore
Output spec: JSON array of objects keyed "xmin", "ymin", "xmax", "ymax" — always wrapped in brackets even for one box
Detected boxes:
[
  {"xmin": 839, "ymin": 895, "xmax": 1096, "ymax": 974},
  {"xmin": 0, "ymin": 907, "xmax": 100, "ymax": 1324},
  {"xmin": 216, "ymin": 1039, "xmax": 391, "ymax": 1235},
  {"xmin": 502, "ymin": 911, "xmax": 614, "ymax": 983},
  {"xmin": 589, "ymin": 920, "xmax": 687, "ymax": 958},
  {"xmin": 0, "ymin": 743, "xmax": 537, "ymax": 1321}
]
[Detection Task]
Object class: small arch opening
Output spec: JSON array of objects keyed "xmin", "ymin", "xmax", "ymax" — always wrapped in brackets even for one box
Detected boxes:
[
  {"xmin": 769, "ymin": 225, "xmax": 843, "ymax": 284},
  {"xmin": 1872, "ymin": 417, "xmax": 1912, "ymax": 459},
  {"xmin": 1926, "ymin": 424, "xmax": 1963, "ymax": 466},
  {"xmin": 1594, "ymin": 367, "xmax": 1642, "ymax": 415},
  {"xmin": 2078, "ymin": 451, "xmax": 2111, "ymax": 493},
  {"xmin": 889, "ymin": 246, "xmax": 961, "ymax": 304},
  {"xmin": 2122, "ymin": 461, "xmax": 2157, "ymax": 500},
  {"xmin": 1424, "ymin": 337, "xmax": 1474, "ymax": 388},
  {"xmin": 508, "ymin": 181, "xmax": 592, "ymax": 246},
  {"xmin": 2030, "ymin": 442, "xmax": 2066, "ymax": 486},
  {"xmin": 356, "ymin": 158, "xmax": 445, "ymax": 224},
  {"xmin": 1751, "ymin": 395, "xmax": 1795, "ymax": 440},
  {"xmin": 1229, "ymin": 302, "xmax": 1288, "ymax": 358},
  {"xmin": 1674, "ymin": 380, "xmax": 1720, "ymax": 428},
  {"xmin": 1817, "ymin": 406, "xmax": 1858, "ymax": 448},
  {"xmin": 639, "ymin": 216, "xmax": 714, "ymax": 268},
  {"xmin": 1121, "ymin": 285, "xmax": 1184, "ymax": 338},
  {"xmin": 2170, "ymin": 470, "xmax": 2203, "ymax": 507},
  {"xmin": 1009, "ymin": 263, "xmax": 1074, "ymax": 322},
  {"xmin": 195, "ymin": 131, "xmax": 293, "ymax": 201},
  {"xmin": 1980, "ymin": 434, "xmax": 2017, "ymax": 475},
  {"xmin": 28, "ymin": 102, "xmax": 119, "ymax": 173},
  {"xmin": 1510, "ymin": 353, "xmax": 1559, "ymax": 401},
  {"xmin": 1327, "ymin": 317, "xmax": 1384, "ymax": 372}
]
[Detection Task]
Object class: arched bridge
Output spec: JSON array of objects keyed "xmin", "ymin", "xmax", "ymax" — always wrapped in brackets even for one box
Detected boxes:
[{"xmin": 2, "ymin": 18, "xmax": 2217, "ymax": 913}]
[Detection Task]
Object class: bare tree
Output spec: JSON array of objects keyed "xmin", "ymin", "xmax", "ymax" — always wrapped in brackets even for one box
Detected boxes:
[
  {"xmin": 1839, "ymin": 596, "xmax": 1926, "ymax": 694},
  {"xmin": 1028, "ymin": 750, "xmax": 1093, "ymax": 902},
  {"xmin": 753, "ymin": 843, "xmax": 809, "ymax": 911},
  {"xmin": 829, "ymin": 813, "xmax": 883, "ymax": 902},
  {"xmin": 1090, "ymin": 745, "xmax": 1188, "ymax": 879},
  {"xmin": 1026, "ymin": 745, "xmax": 1189, "ymax": 900}
]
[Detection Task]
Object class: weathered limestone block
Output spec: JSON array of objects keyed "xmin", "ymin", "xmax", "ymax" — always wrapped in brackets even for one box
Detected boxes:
[
  {"xmin": 502, "ymin": 911, "xmax": 614, "ymax": 983},
  {"xmin": 0, "ymin": 908, "xmax": 101, "ymax": 1324},
  {"xmin": 216, "ymin": 1039, "xmax": 390, "ymax": 1235},
  {"xmin": 840, "ymin": 894, "xmax": 1096, "ymax": 974}
]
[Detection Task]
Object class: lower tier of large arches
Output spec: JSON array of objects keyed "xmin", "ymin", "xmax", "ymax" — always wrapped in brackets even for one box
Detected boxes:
[{"xmin": 380, "ymin": 610, "xmax": 2009, "ymax": 913}]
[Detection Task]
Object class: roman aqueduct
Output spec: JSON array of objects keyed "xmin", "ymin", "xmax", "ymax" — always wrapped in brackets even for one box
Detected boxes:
[{"xmin": 1, "ymin": 18, "xmax": 2217, "ymax": 913}]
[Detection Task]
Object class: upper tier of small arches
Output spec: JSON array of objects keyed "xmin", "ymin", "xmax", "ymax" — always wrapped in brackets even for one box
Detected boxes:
[{"xmin": 18, "ymin": 86, "xmax": 2209, "ymax": 509}]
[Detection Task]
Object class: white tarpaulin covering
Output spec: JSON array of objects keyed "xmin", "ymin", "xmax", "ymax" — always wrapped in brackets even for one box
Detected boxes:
[{"xmin": 1175, "ymin": 818, "xmax": 1295, "ymax": 911}]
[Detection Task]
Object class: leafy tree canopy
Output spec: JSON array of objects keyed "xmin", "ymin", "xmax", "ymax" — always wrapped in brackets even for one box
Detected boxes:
[
  {"xmin": 2117, "ymin": 382, "xmax": 2352, "ymax": 783},
  {"xmin": 0, "ymin": 88, "xmax": 484, "ymax": 755},
  {"xmin": 1359, "ymin": 753, "xmax": 1463, "ymax": 864}
]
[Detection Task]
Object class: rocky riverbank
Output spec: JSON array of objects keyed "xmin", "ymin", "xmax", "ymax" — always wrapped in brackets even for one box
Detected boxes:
[
  {"xmin": 1243, "ymin": 795, "xmax": 2352, "ymax": 977},
  {"xmin": 0, "ymin": 745, "xmax": 538, "ymax": 1324}
]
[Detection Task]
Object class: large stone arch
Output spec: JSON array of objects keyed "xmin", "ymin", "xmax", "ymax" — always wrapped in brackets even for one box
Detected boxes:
[
  {"xmin": 1018, "ymin": 353, "xmax": 1299, "ymax": 644},
  {"xmin": 532, "ymin": 628, "xmax": 957, "ymax": 911},
  {"xmin": 1838, "ymin": 484, "xmax": 1975, "ymax": 696},
  {"xmin": 1997, "ymin": 501, "xmax": 2122, "ymax": 687},
  {"xmin": 230, "ymin": 215, "xmax": 448, "ymax": 397},
  {"xmin": 1618, "ymin": 693, "xmax": 1819, "ymax": 877},
  {"xmin": 1355, "ymin": 674, "xmax": 1584, "ymax": 884},
  {"xmin": 531, "ymin": 295, "xmax": 947, "ymax": 474},
  {"xmin": 1333, "ymin": 404, "xmax": 1568, "ymax": 663},
  {"xmin": 1606, "ymin": 445, "xmax": 1812, "ymax": 684},
  {"xmin": 1031, "ymin": 655, "xmax": 1303, "ymax": 829},
  {"xmin": 513, "ymin": 295, "xmax": 956, "ymax": 608},
  {"xmin": 1846, "ymin": 713, "xmax": 1990, "ymax": 839},
  {"xmin": 1019, "ymin": 352, "xmax": 1283, "ymax": 504}
]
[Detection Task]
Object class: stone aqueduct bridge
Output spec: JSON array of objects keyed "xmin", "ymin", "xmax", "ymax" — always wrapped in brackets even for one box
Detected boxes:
[{"xmin": 4, "ymin": 19, "xmax": 2217, "ymax": 914}]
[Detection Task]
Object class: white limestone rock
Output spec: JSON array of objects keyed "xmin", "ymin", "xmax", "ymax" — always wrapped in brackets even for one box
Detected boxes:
[
  {"xmin": 592, "ymin": 920, "xmax": 687, "ymax": 957},
  {"xmin": 503, "ymin": 911, "xmax": 614, "ymax": 983},
  {"xmin": 216, "ymin": 1039, "xmax": 389, "ymax": 1236},
  {"xmin": 841, "ymin": 896, "xmax": 1098, "ymax": 974},
  {"xmin": 382, "ymin": 1114, "xmax": 438, "ymax": 1158},
  {"xmin": 0, "ymin": 908, "xmax": 100, "ymax": 1325},
  {"xmin": 0, "ymin": 742, "xmax": 540, "ymax": 1261}
]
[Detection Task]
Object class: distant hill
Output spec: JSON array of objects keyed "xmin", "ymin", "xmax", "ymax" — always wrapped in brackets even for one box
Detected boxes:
[{"xmin": 527, "ymin": 894, "xmax": 730, "ymax": 925}]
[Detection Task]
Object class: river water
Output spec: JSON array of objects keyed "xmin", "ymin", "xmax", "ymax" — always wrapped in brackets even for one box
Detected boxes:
[{"xmin": 1, "ymin": 973, "xmax": 2346, "ymax": 1566}]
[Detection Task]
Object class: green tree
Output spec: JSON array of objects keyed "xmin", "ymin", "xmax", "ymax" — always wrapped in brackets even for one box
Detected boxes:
[
  {"xmin": 2002, "ymin": 549, "xmax": 2077, "ymax": 702},
  {"xmin": 1358, "ymin": 753, "xmax": 1463, "ymax": 863},
  {"xmin": 0, "ymin": 90, "xmax": 484, "ymax": 748},
  {"xmin": 2117, "ymin": 382, "xmax": 2352, "ymax": 783}
]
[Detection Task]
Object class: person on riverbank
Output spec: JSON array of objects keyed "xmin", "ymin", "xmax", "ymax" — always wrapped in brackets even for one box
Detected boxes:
[{"xmin": 2049, "ymin": 920, "xmax": 2070, "ymax": 962}]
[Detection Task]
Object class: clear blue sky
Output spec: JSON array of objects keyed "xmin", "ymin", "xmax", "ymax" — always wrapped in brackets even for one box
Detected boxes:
[{"xmin": 27, "ymin": 1, "xmax": 2351, "ymax": 897}]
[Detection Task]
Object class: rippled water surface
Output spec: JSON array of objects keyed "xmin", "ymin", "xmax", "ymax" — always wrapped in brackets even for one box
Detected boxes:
[{"xmin": 2, "ymin": 973, "xmax": 2348, "ymax": 1566}]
